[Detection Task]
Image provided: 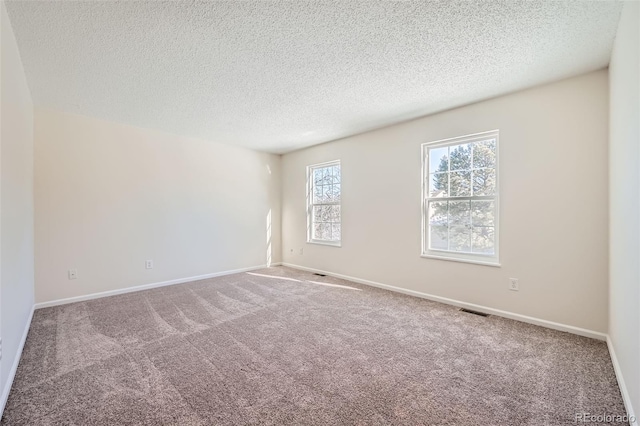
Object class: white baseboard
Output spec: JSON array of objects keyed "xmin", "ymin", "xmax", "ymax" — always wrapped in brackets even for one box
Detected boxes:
[
  {"xmin": 607, "ymin": 336, "xmax": 637, "ymax": 425},
  {"xmin": 281, "ymin": 262, "xmax": 607, "ymax": 341},
  {"xmin": 35, "ymin": 264, "xmax": 276, "ymax": 309},
  {"xmin": 0, "ymin": 305, "xmax": 34, "ymax": 417}
]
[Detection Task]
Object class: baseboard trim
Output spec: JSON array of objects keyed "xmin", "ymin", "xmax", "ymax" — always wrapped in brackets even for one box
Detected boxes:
[
  {"xmin": 607, "ymin": 336, "xmax": 637, "ymax": 424},
  {"xmin": 0, "ymin": 305, "xmax": 34, "ymax": 417},
  {"xmin": 281, "ymin": 262, "xmax": 607, "ymax": 341},
  {"xmin": 35, "ymin": 264, "xmax": 275, "ymax": 309}
]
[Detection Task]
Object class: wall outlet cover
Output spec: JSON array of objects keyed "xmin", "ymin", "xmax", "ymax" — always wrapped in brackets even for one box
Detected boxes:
[{"xmin": 509, "ymin": 278, "xmax": 519, "ymax": 291}]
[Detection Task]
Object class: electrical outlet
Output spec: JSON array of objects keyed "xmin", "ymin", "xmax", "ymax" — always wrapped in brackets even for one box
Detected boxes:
[
  {"xmin": 68, "ymin": 269, "xmax": 78, "ymax": 280},
  {"xmin": 145, "ymin": 260, "xmax": 153, "ymax": 269},
  {"xmin": 509, "ymin": 278, "xmax": 519, "ymax": 291},
  {"xmin": 299, "ymin": 248, "xmax": 303, "ymax": 255}
]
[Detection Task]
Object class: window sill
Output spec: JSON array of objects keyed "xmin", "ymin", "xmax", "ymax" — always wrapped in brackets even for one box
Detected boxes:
[
  {"xmin": 421, "ymin": 253, "xmax": 501, "ymax": 267},
  {"xmin": 307, "ymin": 240, "xmax": 342, "ymax": 247}
]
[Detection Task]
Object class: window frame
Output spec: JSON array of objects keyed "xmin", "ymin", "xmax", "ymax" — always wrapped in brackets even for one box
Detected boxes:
[
  {"xmin": 421, "ymin": 130, "xmax": 500, "ymax": 267},
  {"xmin": 307, "ymin": 160, "xmax": 342, "ymax": 247}
]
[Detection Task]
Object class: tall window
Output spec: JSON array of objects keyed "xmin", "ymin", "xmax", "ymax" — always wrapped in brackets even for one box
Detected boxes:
[
  {"xmin": 307, "ymin": 160, "xmax": 341, "ymax": 246},
  {"xmin": 422, "ymin": 130, "xmax": 499, "ymax": 265}
]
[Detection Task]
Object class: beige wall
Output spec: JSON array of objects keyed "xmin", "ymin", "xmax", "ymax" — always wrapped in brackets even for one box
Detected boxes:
[
  {"xmin": 34, "ymin": 108, "xmax": 281, "ymax": 304},
  {"xmin": 609, "ymin": 1, "xmax": 639, "ymax": 418},
  {"xmin": 0, "ymin": 1, "xmax": 35, "ymax": 411},
  {"xmin": 282, "ymin": 70, "xmax": 609, "ymax": 333}
]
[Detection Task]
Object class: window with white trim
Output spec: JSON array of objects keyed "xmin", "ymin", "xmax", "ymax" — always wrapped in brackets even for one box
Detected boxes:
[
  {"xmin": 307, "ymin": 160, "xmax": 341, "ymax": 246},
  {"xmin": 422, "ymin": 130, "xmax": 499, "ymax": 265}
]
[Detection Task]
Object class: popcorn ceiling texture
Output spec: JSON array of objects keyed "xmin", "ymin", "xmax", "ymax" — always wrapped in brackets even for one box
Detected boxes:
[{"xmin": 5, "ymin": 1, "xmax": 622, "ymax": 153}]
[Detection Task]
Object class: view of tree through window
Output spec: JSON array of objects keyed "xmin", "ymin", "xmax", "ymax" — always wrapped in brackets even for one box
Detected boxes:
[
  {"xmin": 308, "ymin": 161, "xmax": 341, "ymax": 243},
  {"xmin": 423, "ymin": 132, "xmax": 498, "ymax": 260}
]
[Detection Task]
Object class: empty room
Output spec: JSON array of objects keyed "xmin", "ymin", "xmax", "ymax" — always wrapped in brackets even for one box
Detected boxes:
[{"xmin": 0, "ymin": 0, "xmax": 638, "ymax": 424}]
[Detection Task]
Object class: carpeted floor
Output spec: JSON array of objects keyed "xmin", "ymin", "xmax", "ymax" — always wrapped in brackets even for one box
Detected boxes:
[{"xmin": 2, "ymin": 266, "xmax": 626, "ymax": 425}]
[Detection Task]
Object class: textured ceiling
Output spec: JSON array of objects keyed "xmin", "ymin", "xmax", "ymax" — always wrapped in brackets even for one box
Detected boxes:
[{"xmin": 6, "ymin": 1, "xmax": 622, "ymax": 153}]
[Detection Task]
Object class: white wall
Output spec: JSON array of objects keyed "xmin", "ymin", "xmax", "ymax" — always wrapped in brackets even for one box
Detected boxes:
[
  {"xmin": 609, "ymin": 1, "xmax": 639, "ymax": 418},
  {"xmin": 0, "ymin": 0, "xmax": 35, "ymax": 412},
  {"xmin": 34, "ymin": 108, "xmax": 281, "ymax": 304},
  {"xmin": 282, "ymin": 70, "xmax": 609, "ymax": 333}
]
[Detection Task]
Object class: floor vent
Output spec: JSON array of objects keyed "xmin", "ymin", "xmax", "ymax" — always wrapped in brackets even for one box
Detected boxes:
[
  {"xmin": 313, "ymin": 273, "xmax": 327, "ymax": 277},
  {"xmin": 459, "ymin": 308, "xmax": 489, "ymax": 317}
]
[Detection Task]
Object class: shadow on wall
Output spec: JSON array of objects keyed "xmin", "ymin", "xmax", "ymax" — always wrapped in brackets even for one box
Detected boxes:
[
  {"xmin": 265, "ymin": 162, "xmax": 273, "ymax": 267},
  {"xmin": 267, "ymin": 208, "xmax": 272, "ymax": 267}
]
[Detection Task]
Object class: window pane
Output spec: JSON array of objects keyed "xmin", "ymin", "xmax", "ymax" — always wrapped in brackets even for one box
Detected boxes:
[
  {"xmin": 309, "ymin": 162, "xmax": 341, "ymax": 243},
  {"xmin": 472, "ymin": 226, "xmax": 495, "ymax": 254},
  {"xmin": 422, "ymin": 134, "xmax": 498, "ymax": 260},
  {"xmin": 323, "ymin": 185, "xmax": 334, "ymax": 203},
  {"xmin": 331, "ymin": 183, "xmax": 341, "ymax": 202},
  {"xmin": 313, "ymin": 205, "xmax": 322, "ymax": 222},
  {"xmin": 331, "ymin": 166, "xmax": 340, "ymax": 183},
  {"xmin": 429, "ymin": 173, "xmax": 448, "ymax": 197},
  {"xmin": 471, "ymin": 201, "xmax": 495, "ymax": 227},
  {"xmin": 314, "ymin": 222, "xmax": 330, "ymax": 240},
  {"xmin": 449, "ymin": 143, "xmax": 472, "ymax": 171},
  {"xmin": 322, "ymin": 205, "xmax": 333, "ymax": 222},
  {"xmin": 429, "ymin": 146, "xmax": 449, "ymax": 173},
  {"xmin": 322, "ymin": 185, "xmax": 332, "ymax": 202},
  {"xmin": 449, "ymin": 201, "xmax": 470, "ymax": 226},
  {"xmin": 450, "ymin": 170, "xmax": 471, "ymax": 196},
  {"xmin": 449, "ymin": 226, "xmax": 471, "ymax": 252},
  {"xmin": 429, "ymin": 225, "xmax": 448, "ymax": 250},
  {"xmin": 329, "ymin": 205, "xmax": 341, "ymax": 222},
  {"xmin": 472, "ymin": 168, "xmax": 496, "ymax": 196},
  {"xmin": 428, "ymin": 201, "xmax": 448, "ymax": 225},
  {"xmin": 312, "ymin": 223, "xmax": 322, "ymax": 240},
  {"xmin": 323, "ymin": 223, "xmax": 332, "ymax": 240},
  {"xmin": 332, "ymin": 224, "xmax": 341, "ymax": 241},
  {"xmin": 473, "ymin": 139, "xmax": 496, "ymax": 169},
  {"xmin": 313, "ymin": 185, "xmax": 323, "ymax": 203}
]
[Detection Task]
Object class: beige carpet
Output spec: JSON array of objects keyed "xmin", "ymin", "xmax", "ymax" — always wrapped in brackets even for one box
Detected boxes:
[{"xmin": 2, "ymin": 267, "xmax": 626, "ymax": 425}]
